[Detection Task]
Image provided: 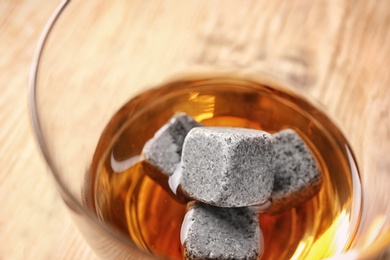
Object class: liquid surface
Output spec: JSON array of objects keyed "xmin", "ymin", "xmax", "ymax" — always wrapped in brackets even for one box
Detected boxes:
[{"xmin": 87, "ymin": 76, "xmax": 361, "ymax": 259}]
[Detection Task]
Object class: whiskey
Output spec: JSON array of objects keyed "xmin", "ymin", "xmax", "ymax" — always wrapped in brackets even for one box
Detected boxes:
[{"xmin": 86, "ymin": 76, "xmax": 361, "ymax": 259}]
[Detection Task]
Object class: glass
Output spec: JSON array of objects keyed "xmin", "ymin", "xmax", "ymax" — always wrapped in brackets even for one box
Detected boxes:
[{"xmin": 30, "ymin": 0, "xmax": 389, "ymax": 259}]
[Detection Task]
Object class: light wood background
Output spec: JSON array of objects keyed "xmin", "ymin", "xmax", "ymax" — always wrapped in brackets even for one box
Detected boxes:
[
  {"xmin": 1, "ymin": 0, "xmax": 389, "ymax": 259},
  {"xmin": 0, "ymin": 0, "xmax": 98, "ymax": 259}
]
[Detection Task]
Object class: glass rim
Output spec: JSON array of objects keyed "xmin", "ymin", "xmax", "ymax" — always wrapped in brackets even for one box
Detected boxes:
[
  {"xmin": 28, "ymin": 0, "xmax": 364, "ymax": 258},
  {"xmin": 28, "ymin": 0, "xmax": 143, "ymax": 250}
]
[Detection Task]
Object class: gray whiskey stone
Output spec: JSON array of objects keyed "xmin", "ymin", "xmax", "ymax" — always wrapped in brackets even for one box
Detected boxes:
[
  {"xmin": 181, "ymin": 202, "xmax": 263, "ymax": 260},
  {"xmin": 267, "ymin": 129, "xmax": 322, "ymax": 214},
  {"xmin": 181, "ymin": 127, "xmax": 275, "ymax": 207},
  {"xmin": 142, "ymin": 113, "xmax": 202, "ymax": 176}
]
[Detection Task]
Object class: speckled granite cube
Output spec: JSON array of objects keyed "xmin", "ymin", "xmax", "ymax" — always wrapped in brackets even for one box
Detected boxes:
[
  {"xmin": 267, "ymin": 129, "xmax": 322, "ymax": 214},
  {"xmin": 181, "ymin": 202, "xmax": 263, "ymax": 260},
  {"xmin": 181, "ymin": 127, "xmax": 275, "ymax": 207},
  {"xmin": 142, "ymin": 113, "xmax": 202, "ymax": 176}
]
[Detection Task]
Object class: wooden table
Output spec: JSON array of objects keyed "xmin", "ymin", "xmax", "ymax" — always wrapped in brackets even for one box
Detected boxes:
[
  {"xmin": 0, "ymin": 0, "xmax": 97, "ymax": 259},
  {"xmin": 1, "ymin": 0, "xmax": 389, "ymax": 259}
]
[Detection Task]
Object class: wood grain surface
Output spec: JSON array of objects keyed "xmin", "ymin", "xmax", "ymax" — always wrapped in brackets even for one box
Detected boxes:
[
  {"xmin": 0, "ymin": 0, "xmax": 97, "ymax": 259},
  {"xmin": 1, "ymin": 0, "xmax": 389, "ymax": 259}
]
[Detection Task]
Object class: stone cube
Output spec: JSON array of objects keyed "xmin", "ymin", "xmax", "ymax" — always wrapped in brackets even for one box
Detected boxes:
[
  {"xmin": 181, "ymin": 202, "xmax": 263, "ymax": 260},
  {"xmin": 267, "ymin": 129, "xmax": 322, "ymax": 214},
  {"xmin": 142, "ymin": 113, "xmax": 202, "ymax": 176},
  {"xmin": 180, "ymin": 127, "xmax": 275, "ymax": 207}
]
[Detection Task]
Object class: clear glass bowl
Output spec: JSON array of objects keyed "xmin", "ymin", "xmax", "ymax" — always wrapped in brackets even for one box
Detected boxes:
[{"xmin": 30, "ymin": 0, "xmax": 390, "ymax": 259}]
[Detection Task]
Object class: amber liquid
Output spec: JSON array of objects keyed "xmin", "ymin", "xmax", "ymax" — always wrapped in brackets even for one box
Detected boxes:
[{"xmin": 87, "ymin": 76, "xmax": 361, "ymax": 259}]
